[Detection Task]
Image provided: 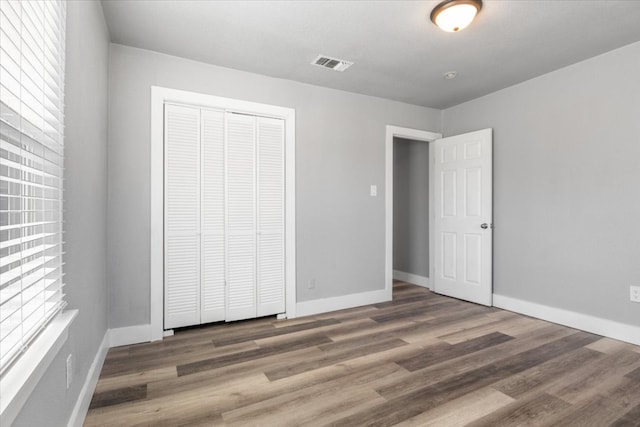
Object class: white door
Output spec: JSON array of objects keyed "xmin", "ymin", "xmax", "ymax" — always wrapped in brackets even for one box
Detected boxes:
[
  {"xmin": 164, "ymin": 104, "xmax": 201, "ymax": 328},
  {"xmin": 200, "ymin": 109, "xmax": 226, "ymax": 323},
  {"xmin": 225, "ymin": 113, "xmax": 258, "ymax": 321},
  {"xmin": 256, "ymin": 117, "xmax": 285, "ymax": 316},
  {"xmin": 433, "ymin": 129, "xmax": 493, "ymax": 306},
  {"xmin": 164, "ymin": 107, "xmax": 286, "ymax": 328}
]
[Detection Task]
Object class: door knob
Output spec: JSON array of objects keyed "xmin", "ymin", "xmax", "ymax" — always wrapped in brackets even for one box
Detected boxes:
[{"xmin": 481, "ymin": 223, "xmax": 489, "ymax": 229}]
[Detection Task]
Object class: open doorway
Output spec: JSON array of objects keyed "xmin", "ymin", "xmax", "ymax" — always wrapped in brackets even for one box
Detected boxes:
[
  {"xmin": 393, "ymin": 137, "xmax": 430, "ymax": 288},
  {"xmin": 385, "ymin": 126, "xmax": 441, "ymax": 300}
]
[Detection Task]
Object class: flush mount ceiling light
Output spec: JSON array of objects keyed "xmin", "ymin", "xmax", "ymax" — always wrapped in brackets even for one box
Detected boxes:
[{"xmin": 431, "ymin": 0, "xmax": 482, "ymax": 32}]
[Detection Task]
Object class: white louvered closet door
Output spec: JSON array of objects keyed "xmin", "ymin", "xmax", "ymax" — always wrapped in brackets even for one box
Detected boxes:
[
  {"xmin": 256, "ymin": 117, "xmax": 285, "ymax": 316},
  {"xmin": 200, "ymin": 109, "xmax": 226, "ymax": 323},
  {"xmin": 225, "ymin": 113, "xmax": 258, "ymax": 321},
  {"xmin": 164, "ymin": 104, "xmax": 201, "ymax": 328}
]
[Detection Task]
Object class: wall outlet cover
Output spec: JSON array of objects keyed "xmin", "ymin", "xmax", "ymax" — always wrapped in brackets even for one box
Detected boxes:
[
  {"xmin": 630, "ymin": 285, "xmax": 640, "ymax": 303},
  {"xmin": 66, "ymin": 354, "xmax": 73, "ymax": 389}
]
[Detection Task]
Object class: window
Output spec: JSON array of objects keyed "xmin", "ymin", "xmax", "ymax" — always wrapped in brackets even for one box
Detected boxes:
[{"xmin": 0, "ymin": 0, "xmax": 66, "ymax": 374}]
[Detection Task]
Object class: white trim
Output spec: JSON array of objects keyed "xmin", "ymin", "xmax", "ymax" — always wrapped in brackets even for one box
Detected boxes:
[
  {"xmin": 385, "ymin": 125, "xmax": 442, "ymax": 306},
  {"xmin": 393, "ymin": 270, "xmax": 430, "ymax": 288},
  {"xmin": 0, "ymin": 310, "xmax": 77, "ymax": 427},
  {"xmin": 109, "ymin": 324, "xmax": 151, "ymax": 348},
  {"xmin": 284, "ymin": 112, "xmax": 297, "ymax": 319},
  {"xmin": 150, "ymin": 88, "xmax": 164, "ymax": 341},
  {"xmin": 67, "ymin": 331, "xmax": 109, "ymax": 427},
  {"xmin": 493, "ymin": 294, "xmax": 640, "ymax": 346},
  {"xmin": 151, "ymin": 86, "xmax": 296, "ymax": 336},
  {"xmin": 296, "ymin": 289, "xmax": 389, "ymax": 318}
]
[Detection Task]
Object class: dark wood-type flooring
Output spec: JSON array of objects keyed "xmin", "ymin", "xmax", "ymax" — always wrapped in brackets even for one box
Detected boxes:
[{"xmin": 85, "ymin": 282, "xmax": 640, "ymax": 426}]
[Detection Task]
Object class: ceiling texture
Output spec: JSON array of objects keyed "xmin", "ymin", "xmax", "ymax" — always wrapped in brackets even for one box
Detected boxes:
[{"xmin": 101, "ymin": 0, "xmax": 640, "ymax": 109}]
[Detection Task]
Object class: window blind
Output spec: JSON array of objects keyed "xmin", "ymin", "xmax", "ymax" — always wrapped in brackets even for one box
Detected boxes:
[{"xmin": 0, "ymin": 0, "xmax": 66, "ymax": 374}]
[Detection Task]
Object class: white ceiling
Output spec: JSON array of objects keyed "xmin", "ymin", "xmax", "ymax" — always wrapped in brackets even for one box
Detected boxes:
[{"xmin": 101, "ymin": 0, "xmax": 640, "ymax": 109}]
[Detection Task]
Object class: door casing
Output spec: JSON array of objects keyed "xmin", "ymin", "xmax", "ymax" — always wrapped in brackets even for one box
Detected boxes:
[{"xmin": 385, "ymin": 126, "xmax": 441, "ymax": 296}]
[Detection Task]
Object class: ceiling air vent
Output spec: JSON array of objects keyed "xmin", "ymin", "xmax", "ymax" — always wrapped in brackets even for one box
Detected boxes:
[{"xmin": 312, "ymin": 55, "xmax": 353, "ymax": 72}]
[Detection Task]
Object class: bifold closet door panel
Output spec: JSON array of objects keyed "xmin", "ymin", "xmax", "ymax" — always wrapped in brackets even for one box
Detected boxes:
[
  {"xmin": 200, "ymin": 109, "xmax": 226, "ymax": 323},
  {"xmin": 225, "ymin": 113, "xmax": 257, "ymax": 321},
  {"xmin": 256, "ymin": 117, "xmax": 285, "ymax": 316},
  {"xmin": 164, "ymin": 104, "xmax": 201, "ymax": 329}
]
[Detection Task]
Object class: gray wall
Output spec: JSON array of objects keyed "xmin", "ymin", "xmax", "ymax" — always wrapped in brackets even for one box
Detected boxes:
[
  {"xmin": 393, "ymin": 138, "xmax": 429, "ymax": 278},
  {"xmin": 443, "ymin": 41, "xmax": 640, "ymax": 326},
  {"xmin": 107, "ymin": 44, "xmax": 441, "ymax": 327},
  {"xmin": 13, "ymin": 1, "xmax": 110, "ymax": 425}
]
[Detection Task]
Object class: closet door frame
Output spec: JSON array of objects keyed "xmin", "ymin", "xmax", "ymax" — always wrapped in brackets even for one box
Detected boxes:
[{"xmin": 150, "ymin": 86, "xmax": 296, "ymax": 340}]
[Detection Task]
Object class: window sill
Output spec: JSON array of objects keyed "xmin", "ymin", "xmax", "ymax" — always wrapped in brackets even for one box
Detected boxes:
[{"xmin": 0, "ymin": 310, "xmax": 78, "ymax": 426}]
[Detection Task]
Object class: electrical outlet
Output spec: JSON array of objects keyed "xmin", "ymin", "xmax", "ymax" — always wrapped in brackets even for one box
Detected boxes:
[
  {"xmin": 631, "ymin": 285, "xmax": 640, "ymax": 303},
  {"xmin": 308, "ymin": 279, "xmax": 316, "ymax": 290},
  {"xmin": 66, "ymin": 354, "xmax": 73, "ymax": 389}
]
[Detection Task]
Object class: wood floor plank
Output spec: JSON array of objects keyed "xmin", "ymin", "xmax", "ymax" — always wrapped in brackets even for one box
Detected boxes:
[
  {"xmin": 99, "ymin": 339, "xmax": 260, "ymax": 378},
  {"xmin": 466, "ymin": 392, "xmax": 571, "ymax": 427},
  {"xmin": 89, "ymin": 384, "xmax": 148, "ymax": 409},
  {"xmin": 609, "ymin": 403, "xmax": 640, "ymax": 427},
  {"xmin": 586, "ymin": 337, "xmax": 639, "ymax": 354},
  {"xmin": 148, "ymin": 347, "xmax": 324, "ymax": 399},
  {"xmin": 94, "ymin": 366, "xmax": 177, "ymax": 394},
  {"xmin": 84, "ymin": 282, "xmax": 640, "ymax": 427},
  {"xmin": 324, "ymin": 317, "xmax": 417, "ymax": 342},
  {"xmin": 264, "ymin": 337, "xmax": 408, "ymax": 381},
  {"xmin": 626, "ymin": 365, "xmax": 640, "ymax": 381},
  {"xmin": 222, "ymin": 363, "xmax": 404, "ymax": 426},
  {"xmin": 84, "ymin": 373, "xmax": 270, "ymax": 426},
  {"xmin": 333, "ymin": 332, "xmax": 601, "ymax": 426},
  {"xmin": 395, "ymin": 331, "xmax": 514, "ymax": 372},
  {"xmin": 210, "ymin": 318, "xmax": 340, "ymax": 347},
  {"xmin": 393, "ymin": 387, "xmax": 515, "ymax": 427},
  {"xmin": 543, "ymin": 377, "xmax": 640, "ymax": 426},
  {"xmin": 437, "ymin": 313, "xmax": 539, "ymax": 344},
  {"xmin": 493, "ymin": 346, "xmax": 604, "ymax": 398},
  {"xmin": 177, "ymin": 333, "xmax": 332, "ymax": 376},
  {"xmin": 397, "ymin": 308, "xmax": 506, "ymax": 343},
  {"xmin": 546, "ymin": 349, "xmax": 640, "ymax": 404},
  {"xmin": 376, "ymin": 323, "xmax": 575, "ymax": 401},
  {"xmin": 255, "ymin": 317, "xmax": 376, "ymax": 347}
]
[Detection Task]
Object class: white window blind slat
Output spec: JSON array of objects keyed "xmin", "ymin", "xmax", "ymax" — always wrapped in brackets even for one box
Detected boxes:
[
  {"xmin": 0, "ymin": 0, "xmax": 66, "ymax": 374},
  {"xmin": 0, "ymin": 278, "xmax": 62, "ymax": 325},
  {"xmin": 1, "ymin": 255, "xmax": 58, "ymax": 288},
  {"xmin": 1, "ymin": 267, "xmax": 62, "ymax": 307},
  {"xmin": 0, "ymin": 242, "xmax": 57, "ymax": 268}
]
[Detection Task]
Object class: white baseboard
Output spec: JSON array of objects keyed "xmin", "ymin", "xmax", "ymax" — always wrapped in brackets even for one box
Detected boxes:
[
  {"xmin": 493, "ymin": 294, "xmax": 640, "ymax": 346},
  {"xmin": 393, "ymin": 270, "xmax": 430, "ymax": 288},
  {"xmin": 296, "ymin": 288, "xmax": 391, "ymax": 318},
  {"xmin": 67, "ymin": 331, "xmax": 109, "ymax": 427},
  {"xmin": 109, "ymin": 324, "xmax": 151, "ymax": 347}
]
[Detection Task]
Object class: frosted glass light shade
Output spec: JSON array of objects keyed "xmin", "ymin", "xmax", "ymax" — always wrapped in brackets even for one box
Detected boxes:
[{"xmin": 431, "ymin": 0, "xmax": 482, "ymax": 32}]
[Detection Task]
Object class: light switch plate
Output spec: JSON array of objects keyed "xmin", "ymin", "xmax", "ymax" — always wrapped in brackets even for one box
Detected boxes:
[{"xmin": 370, "ymin": 185, "xmax": 377, "ymax": 197}]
